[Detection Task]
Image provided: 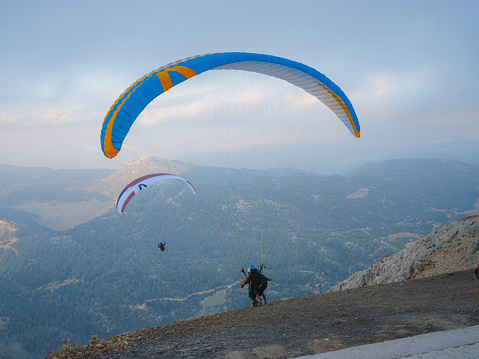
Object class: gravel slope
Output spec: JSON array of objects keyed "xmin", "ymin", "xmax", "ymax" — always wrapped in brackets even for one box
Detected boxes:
[{"xmin": 45, "ymin": 269, "xmax": 479, "ymax": 359}]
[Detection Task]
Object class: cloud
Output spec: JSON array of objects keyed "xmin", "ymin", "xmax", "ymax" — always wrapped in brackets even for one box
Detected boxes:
[
  {"xmin": 25, "ymin": 82, "xmax": 56, "ymax": 99},
  {"xmin": 359, "ymin": 67, "xmax": 434, "ymax": 101},
  {"xmin": 287, "ymin": 92, "xmax": 319, "ymax": 108},
  {"xmin": 84, "ymin": 144, "xmax": 100, "ymax": 153},
  {"xmin": 369, "ymin": 76, "xmax": 412, "ymax": 98},
  {"xmin": 136, "ymin": 82, "xmax": 270, "ymax": 127},
  {"xmin": 0, "ymin": 112, "xmax": 17, "ymax": 126},
  {"xmin": 0, "ymin": 105, "xmax": 85, "ymax": 128},
  {"xmin": 71, "ymin": 72, "xmax": 132, "ymax": 101}
]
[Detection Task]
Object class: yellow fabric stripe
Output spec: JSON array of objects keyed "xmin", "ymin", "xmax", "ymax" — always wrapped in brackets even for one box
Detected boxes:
[
  {"xmin": 157, "ymin": 72, "xmax": 174, "ymax": 91},
  {"xmin": 157, "ymin": 65, "xmax": 198, "ymax": 92},
  {"xmin": 318, "ymin": 83, "xmax": 360, "ymax": 137},
  {"xmin": 102, "ymin": 75, "xmax": 151, "ymax": 158}
]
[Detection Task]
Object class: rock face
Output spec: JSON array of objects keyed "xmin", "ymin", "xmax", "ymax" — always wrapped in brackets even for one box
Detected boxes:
[
  {"xmin": 329, "ymin": 215, "xmax": 479, "ymax": 292},
  {"xmin": 0, "ymin": 220, "xmax": 19, "ymax": 255}
]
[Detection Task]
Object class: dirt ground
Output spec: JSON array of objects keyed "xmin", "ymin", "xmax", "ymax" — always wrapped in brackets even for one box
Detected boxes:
[{"xmin": 46, "ymin": 269, "xmax": 479, "ymax": 359}]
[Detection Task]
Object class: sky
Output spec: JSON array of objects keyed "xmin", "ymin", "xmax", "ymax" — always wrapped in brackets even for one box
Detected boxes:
[{"xmin": 1, "ymin": 0, "xmax": 478, "ymax": 173}]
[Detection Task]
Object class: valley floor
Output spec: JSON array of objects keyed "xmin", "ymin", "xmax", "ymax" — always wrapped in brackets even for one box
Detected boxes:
[{"xmin": 45, "ymin": 269, "xmax": 479, "ymax": 359}]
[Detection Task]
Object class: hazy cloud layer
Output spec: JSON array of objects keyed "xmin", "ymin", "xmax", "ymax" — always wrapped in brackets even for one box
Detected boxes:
[{"xmin": 1, "ymin": 0, "xmax": 478, "ymax": 171}]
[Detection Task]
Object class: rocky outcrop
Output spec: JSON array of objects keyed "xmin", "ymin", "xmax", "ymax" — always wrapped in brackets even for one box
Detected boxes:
[
  {"xmin": 329, "ymin": 215, "xmax": 479, "ymax": 291},
  {"xmin": 0, "ymin": 220, "xmax": 19, "ymax": 255}
]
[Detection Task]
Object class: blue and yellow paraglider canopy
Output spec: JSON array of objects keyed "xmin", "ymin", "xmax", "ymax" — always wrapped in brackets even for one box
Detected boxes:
[{"xmin": 101, "ymin": 52, "xmax": 360, "ymax": 159}]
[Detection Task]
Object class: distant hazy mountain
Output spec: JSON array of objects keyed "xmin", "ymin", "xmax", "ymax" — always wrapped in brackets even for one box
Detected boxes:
[
  {"xmin": 86, "ymin": 156, "xmax": 195, "ymax": 199},
  {"xmin": 0, "ymin": 157, "xmax": 478, "ymax": 358}
]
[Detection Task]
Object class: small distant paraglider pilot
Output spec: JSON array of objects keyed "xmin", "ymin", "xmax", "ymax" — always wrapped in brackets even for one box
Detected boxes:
[
  {"xmin": 241, "ymin": 265, "xmax": 271, "ymax": 306},
  {"xmin": 158, "ymin": 242, "xmax": 166, "ymax": 251}
]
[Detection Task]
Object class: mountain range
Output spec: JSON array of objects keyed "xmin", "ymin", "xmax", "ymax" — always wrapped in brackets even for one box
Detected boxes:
[
  {"xmin": 0, "ymin": 157, "xmax": 478, "ymax": 358},
  {"xmin": 44, "ymin": 215, "xmax": 479, "ymax": 359}
]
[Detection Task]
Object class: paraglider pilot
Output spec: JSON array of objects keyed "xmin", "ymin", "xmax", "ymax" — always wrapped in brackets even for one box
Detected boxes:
[
  {"xmin": 241, "ymin": 265, "xmax": 271, "ymax": 306},
  {"xmin": 158, "ymin": 242, "xmax": 166, "ymax": 251}
]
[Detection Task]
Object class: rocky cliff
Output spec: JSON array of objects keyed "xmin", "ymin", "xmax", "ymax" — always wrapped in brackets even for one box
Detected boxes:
[{"xmin": 330, "ymin": 215, "xmax": 479, "ymax": 291}]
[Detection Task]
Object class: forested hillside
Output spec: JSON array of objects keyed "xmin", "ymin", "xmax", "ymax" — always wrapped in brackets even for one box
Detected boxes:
[{"xmin": 0, "ymin": 157, "xmax": 478, "ymax": 358}]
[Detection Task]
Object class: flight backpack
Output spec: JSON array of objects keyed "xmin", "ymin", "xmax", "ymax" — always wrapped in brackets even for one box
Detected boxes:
[
  {"xmin": 258, "ymin": 273, "xmax": 268, "ymax": 292},
  {"xmin": 249, "ymin": 269, "xmax": 262, "ymax": 287}
]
